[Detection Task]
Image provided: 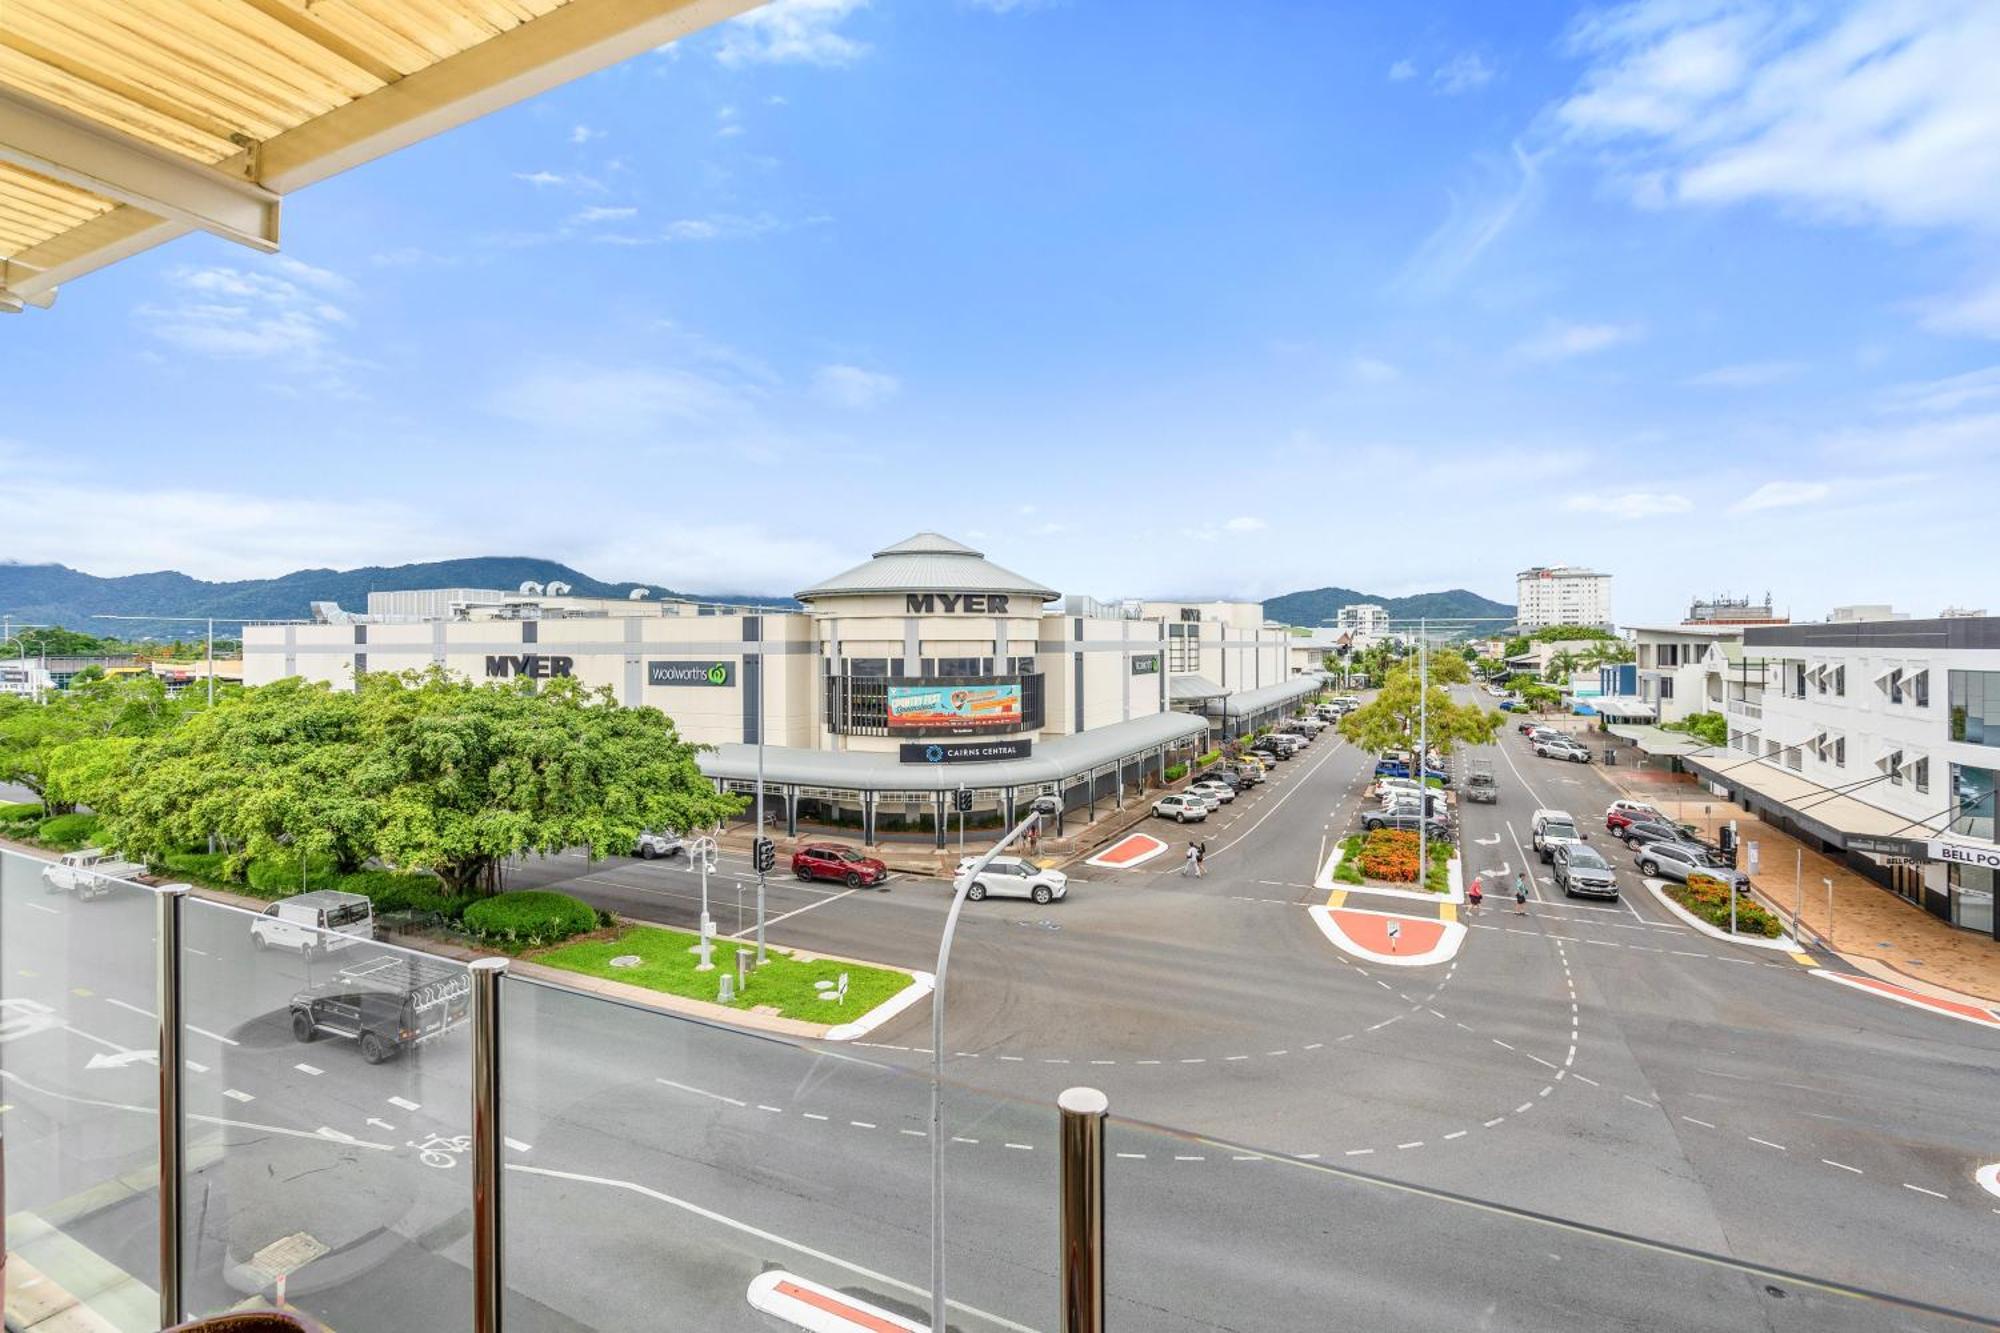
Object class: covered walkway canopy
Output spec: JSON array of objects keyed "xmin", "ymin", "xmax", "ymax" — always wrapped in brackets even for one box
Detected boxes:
[
  {"xmin": 1587, "ymin": 697, "xmax": 1657, "ymax": 722},
  {"xmin": 1, "ymin": 0, "xmax": 755, "ymax": 311},
  {"xmin": 1683, "ymin": 751, "xmax": 1944, "ymax": 855},
  {"xmin": 1167, "ymin": 674, "xmax": 1226, "ymax": 703},
  {"xmin": 1606, "ymin": 723, "xmax": 1708, "ymax": 757}
]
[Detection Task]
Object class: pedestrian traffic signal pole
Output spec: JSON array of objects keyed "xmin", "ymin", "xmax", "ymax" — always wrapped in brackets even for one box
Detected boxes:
[{"xmin": 932, "ymin": 796, "xmax": 1061, "ymax": 1333}]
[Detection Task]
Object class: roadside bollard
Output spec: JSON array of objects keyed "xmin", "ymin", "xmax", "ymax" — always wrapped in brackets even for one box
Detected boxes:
[
  {"xmin": 718, "ymin": 972, "xmax": 735, "ymax": 1003},
  {"xmin": 736, "ymin": 947, "xmax": 752, "ymax": 991}
]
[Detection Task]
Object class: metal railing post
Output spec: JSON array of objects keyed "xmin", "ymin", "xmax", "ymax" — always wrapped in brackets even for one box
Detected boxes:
[
  {"xmin": 470, "ymin": 957, "xmax": 508, "ymax": 1333},
  {"xmin": 156, "ymin": 883, "xmax": 189, "ymax": 1328},
  {"xmin": 1057, "ymin": 1087, "xmax": 1107, "ymax": 1333}
]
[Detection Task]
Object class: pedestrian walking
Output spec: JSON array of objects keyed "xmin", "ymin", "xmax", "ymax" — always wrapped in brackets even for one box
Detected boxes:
[
  {"xmin": 1467, "ymin": 876, "xmax": 1483, "ymax": 915},
  {"xmin": 1513, "ymin": 871, "xmax": 1529, "ymax": 916},
  {"xmin": 1185, "ymin": 844, "xmax": 1200, "ymax": 877},
  {"xmin": 1194, "ymin": 839, "xmax": 1208, "ymax": 876}
]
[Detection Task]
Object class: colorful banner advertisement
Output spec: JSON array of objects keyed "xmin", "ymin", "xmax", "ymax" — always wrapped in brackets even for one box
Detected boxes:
[{"xmin": 887, "ymin": 682, "xmax": 1023, "ymax": 733}]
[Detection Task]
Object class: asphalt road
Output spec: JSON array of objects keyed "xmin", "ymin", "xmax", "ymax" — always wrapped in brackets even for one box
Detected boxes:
[{"xmin": 4, "ymin": 700, "xmax": 1999, "ymax": 1331}]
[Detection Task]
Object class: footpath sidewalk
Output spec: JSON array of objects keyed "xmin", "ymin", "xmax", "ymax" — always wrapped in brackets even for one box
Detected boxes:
[{"xmin": 1599, "ymin": 768, "xmax": 2000, "ymax": 1005}]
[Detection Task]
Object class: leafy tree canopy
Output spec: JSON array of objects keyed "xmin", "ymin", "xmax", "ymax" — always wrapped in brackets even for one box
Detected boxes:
[
  {"xmin": 1662, "ymin": 711, "xmax": 1727, "ymax": 747},
  {"xmin": 1338, "ymin": 664, "xmax": 1502, "ymax": 756},
  {"xmin": 0, "ymin": 675, "xmax": 200, "ymax": 811}
]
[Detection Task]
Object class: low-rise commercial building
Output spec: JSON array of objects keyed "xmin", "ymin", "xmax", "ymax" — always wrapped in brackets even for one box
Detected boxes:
[
  {"xmin": 1686, "ymin": 617, "xmax": 2000, "ymax": 940},
  {"xmin": 1626, "ymin": 624, "xmax": 1765, "ymax": 726},
  {"xmin": 244, "ymin": 533, "xmax": 1326, "ymax": 846}
]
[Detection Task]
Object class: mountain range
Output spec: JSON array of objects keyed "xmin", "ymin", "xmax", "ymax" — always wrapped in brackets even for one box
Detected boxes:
[
  {"xmin": 1, "ymin": 557, "xmax": 1513, "ymax": 641},
  {"xmin": 1259, "ymin": 586, "xmax": 1515, "ymax": 631},
  {"xmin": 0, "ymin": 558, "xmax": 794, "ymax": 640}
]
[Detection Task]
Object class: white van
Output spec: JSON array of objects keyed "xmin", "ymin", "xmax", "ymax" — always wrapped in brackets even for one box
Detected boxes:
[{"xmin": 251, "ymin": 890, "xmax": 375, "ymax": 956}]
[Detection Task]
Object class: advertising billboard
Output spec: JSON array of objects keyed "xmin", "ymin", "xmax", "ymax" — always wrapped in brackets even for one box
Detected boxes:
[{"xmin": 887, "ymin": 682, "xmax": 1022, "ymax": 734}]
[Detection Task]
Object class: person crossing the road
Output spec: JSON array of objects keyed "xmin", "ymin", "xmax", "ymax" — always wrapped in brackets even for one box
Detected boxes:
[
  {"xmin": 1513, "ymin": 871, "xmax": 1529, "ymax": 916},
  {"xmin": 1184, "ymin": 843, "xmax": 1202, "ymax": 877},
  {"xmin": 1467, "ymin": 875, "xmax": 1483, "ymax": 914}
]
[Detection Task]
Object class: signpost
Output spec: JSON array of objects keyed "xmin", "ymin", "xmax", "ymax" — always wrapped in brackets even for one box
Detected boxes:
[{"xmin": 684, "ymin": 836, "xmax": 719, "ymax": 971}]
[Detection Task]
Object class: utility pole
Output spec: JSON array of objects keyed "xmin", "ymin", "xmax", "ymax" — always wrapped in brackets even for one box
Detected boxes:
[{"xmin": 754, "ymin": 627, "xmax": 768, "ymax": 965}]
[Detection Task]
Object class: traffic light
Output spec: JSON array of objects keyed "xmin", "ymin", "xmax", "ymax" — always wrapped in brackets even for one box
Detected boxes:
[
  {"xmin": 953, "ymin": 787, "xmax": 973, "ymax": 813},
  {"xmin": 752, "ymin": 836, "xmax": 776, "ymax": 874}
]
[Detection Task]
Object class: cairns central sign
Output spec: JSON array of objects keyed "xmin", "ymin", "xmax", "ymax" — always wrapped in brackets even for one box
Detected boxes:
[{"xmin": 904, "ymin": 593, "xmax": 1011, "ymax": 614}]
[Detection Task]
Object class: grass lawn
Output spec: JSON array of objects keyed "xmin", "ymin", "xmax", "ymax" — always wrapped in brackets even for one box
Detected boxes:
[{"xmin": 535, "ymin": 925, "xmax": 914, "ymax": 1021}]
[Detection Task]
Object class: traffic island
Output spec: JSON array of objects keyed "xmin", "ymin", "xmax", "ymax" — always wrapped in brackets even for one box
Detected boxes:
[
  {"xmin": 1315, "ymin": 831, "xmax": 1463, "ymax": 904},
  {"xmin": 1308, "ymin": 905, "xmax": 1466, "ymax": 967},
  {"xmin": 529, "ymin": 924, "xmax": 931, "ymax": 1041}
]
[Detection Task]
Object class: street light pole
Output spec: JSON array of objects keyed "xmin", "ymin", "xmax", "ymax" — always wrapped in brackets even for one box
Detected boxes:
[{"xmin": 754, "ymin": 630, "xmax": 767, "ymax": 965}]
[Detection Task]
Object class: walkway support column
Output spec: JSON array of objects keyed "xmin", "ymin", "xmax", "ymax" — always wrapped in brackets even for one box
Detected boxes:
[
  {"xmin": 470, "ymin": 957, "xmax": 508, "ymax": 1333},
  {"xmin": 156, "ymin": 883, "xmax": 189, "ymax": 1329}
]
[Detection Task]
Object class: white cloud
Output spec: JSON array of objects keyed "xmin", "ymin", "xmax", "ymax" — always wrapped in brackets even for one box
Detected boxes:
[
  {"xmin": 1222, "ymin": 516, "xmax": 1266, "ymax": 533},
  {"xmin": 490, "ymin": 364, "xmax": 755, "ymax": 435},
  {"xmin": 716, "ymin": 0, "xmax": 868, "ymax": 68},
  {"xmin": 1732, "ymin": 480, "xmax": 1830, "ymax": 513},
  {"xmin": 1556, "ymin": 0, "xmax": 2000, "ymax": 233},
  {"xmin": 1879, "ymin": 364, "xmax": 2000, "ymax": 415},
  {"xmin": 1395, "ymin": 142, "xmax": 1542, "ymax": 298},
  {"xmin": 1563, "ymin": 492, "xmax": 1693, "ymax": 519},
  {"xmin": 1683, "ymin": 359, "xmax": 1805, "ymax": 387},
  {"xmin": 138, "ymin": 263, "xmax": 360, "ymax": 389},
  {"xmin": 513, "ymin": 170, "xmax": 568, "ymax": 187},
  {"xmin": 812, "ymin": 364, "xmax": 900, "ymax": 409},
  {"xmin": 1387, "ymin": 59, "xmax": 1416, "ymax": 81},
  {"xmin": 1432, "ymin": 52, "xmax": 1495, "ymax": 94},
  {"xmin": 1919, "ymin": 277, "xmax": 2000, "ymax": 339},
  {"xmin": 1514, "ymin": 320, "xmax": 1645, "ymax": 362},
  {"xmin": 1350, "ymin": 356, "xmax": 1400, "ymax": 383},
  {"xmin": 570, "ymin": 206, "xmax": 639, "ymax": 224},
  {"xmin": 570, "ymin": 125, "xmax": 604, "ymax": 145}
]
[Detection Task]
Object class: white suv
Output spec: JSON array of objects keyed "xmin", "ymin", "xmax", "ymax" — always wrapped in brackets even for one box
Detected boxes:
[
  {"xmin": 954, "ymin": 856, "xmax": 1069, "ymax": 904},
  {"xmin": 1188, "ymin": 779, "xmax": 1236, "ymax": 805},
  {"xmin": 1154, "ymin": 793, "xmax": 1210, "ymax": 823}
]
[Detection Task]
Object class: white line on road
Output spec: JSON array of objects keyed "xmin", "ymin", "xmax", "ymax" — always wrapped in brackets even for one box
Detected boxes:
[
  {"xmin": 1680, "ymin": 1116, "xmax": 1715, "ymax": 1129},
  {"xmin": 0, "ymin": 1068, "xmax": 388, "ymax": 1151},
  {"xmin": 23, "ymin": 902, "xmax": 60, "ymax": 916},
  {"xmin": 1822, "ymin": 1159, "xmax": 1863, "ymax": 1174},
  {"xmin": 388, "ymin": 1095, "xmax": 421, "ymax": 1111},
  {"xmin": 510, "ymin": 1164, "xmax": 1039, "ymax": 1333},
  {"xmin": 293, "ymin": 1063, "xmax": 322, "ymax": 1076},
  {"xmin": 1748, "ymin": 1136, "xmax": 1787, "ymax": 1151},
  {"xmin": 223, "ymin": 1089, "xmax": 254, "ymax": 1103},
  {"xmin": 1444, "ymin": 1130, "xmax": 1467, "ymax": 1140},
  {"xmin": 1902, "ymin": 1183, "xmax": 1947, "ymax": 1199},
  {"xmin": 724, "ymin": 887, "xmax": 859, "ymax": 939}
]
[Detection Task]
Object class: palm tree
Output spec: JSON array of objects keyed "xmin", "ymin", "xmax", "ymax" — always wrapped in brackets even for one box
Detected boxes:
[{"xmin": 1546, "ymin": 648, "xmax": 1580, "ymax": 682}]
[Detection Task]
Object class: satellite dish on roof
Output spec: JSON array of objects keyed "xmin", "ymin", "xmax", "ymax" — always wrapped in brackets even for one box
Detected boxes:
[
  {"xmin": 546, "ymin": 581, "xmax": 571, "ymax": 595},
  {"xmin": 629, "ymin": 588, "xmax": 652, "ymax": 600},
  {"xmin": 519, "ymin": 581, "xmax": 543, "ymax": 595}
]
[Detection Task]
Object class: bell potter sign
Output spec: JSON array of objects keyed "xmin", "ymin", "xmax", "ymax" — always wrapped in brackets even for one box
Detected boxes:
[
  {"xmin": 901, "ymin": 739, "xmax": 1033, "ymax": 764},
  {"xmin": 648, "ymin": 660, "xmax": 735, "ymax": 687},
  {"xmin": 1928, "ymin": 838, "xmax": 2000, "ymax": 871},
  {"xmin": 486, "ymin": 654, "xmax": 573, "ymax": 679}
]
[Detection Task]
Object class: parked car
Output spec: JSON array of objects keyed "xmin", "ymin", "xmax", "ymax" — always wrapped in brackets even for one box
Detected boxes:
[
  {"xmin": 1603, "ymin": 800, "xmax": 1666, "ymax": 833},
  {"xmin": 1203, "ymin": 770, "xmax": 1246, "ymax": 791},
  {"xmin": 1534, "ymin": 736, "xmax": 1593, "ymax": 763},
  {"xmin": 1635, "ymin": 840, "xmax": 1748, "ymax": 888},
  {"xmin": 1552, "ymin": 843, "xmax": 1619, "ymax": 899},
  {"xmin": 791, "ymin": 843, "xmax": 889, "ymax": 887},
  {"xmin": 40, "ymin": 848, "xmax": 146, "ymax": 901},
  {"xmin": 1361, "ymin": 810, "xmax": 1453, "ymax": 840},
  {"xmin": 1620, "ymin": 820, "xmax": 1728, "ymax": 864},
  {"xmin": 252, "ymin": 890, "xmax": 375, "ymax": 956},
  {"xmin": 289, "ymin": 954, "xmax": 471, "ymax": 1065},
  {"xmin": 1228, "ymin": 759, "xmax": 1267, "ymax": 784},
  {"xmin": 1154, "ymin": 793, "xmax": 1210, "ymax": 823},
  {"xmin": 1285, "ymin": 716, "xmax": 1328, "ymax": 734},
  {"xmin": 1248, "ymin": 739, "xmax": 1290, "ymax": 762},
  {"xmin": 633, "ymin": 829, "xmax": 685, "ymax": 860},
  {"xmin": 1518, "ymin": 718, "xmax": 1549, "ymax": 735},
  {"xmin": 1531, "ymin": 808, "xmax": 1588, "ymax": 862},
  {"xmin": 953, "ymin": 856, "xmax": 1069, "ymax": 904},
  {"xmin": 1189, "ymin": 779, "xmax": 1236, "ymax": 805}
]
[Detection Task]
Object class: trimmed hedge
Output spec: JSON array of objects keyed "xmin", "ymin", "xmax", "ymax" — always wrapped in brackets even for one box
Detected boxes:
[
  {"xmin": 462, "ymin": 891, "xmax": 598, "ymax": 947},
  {"xmin": 160, "ymin": 848, "xmax": 474, "ymax": 919},
  {"xmin": 1164, "ymin": 762, "xmax": 1189, "ymax": 781},
  {"xmin": 0, "ymin": 802, "xmax": 43, "ymax": 824},
  {"xmin": 36, "ymin": 813, "xmax": 101, "ymax": 850}
]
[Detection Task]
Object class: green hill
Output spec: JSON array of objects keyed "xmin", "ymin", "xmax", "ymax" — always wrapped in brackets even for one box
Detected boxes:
[
  {"xmin": 0, "ymin": 557, "xmax": 794, "ymax": 640},
  {"xmin": 1262, "ymin": 585, "xmax": 1515, "ymax": 630}
]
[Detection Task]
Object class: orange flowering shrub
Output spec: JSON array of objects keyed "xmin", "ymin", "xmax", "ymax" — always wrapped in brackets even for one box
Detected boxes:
[{"xmin": 1358, "ymin": 828, "xmax": 1422, "ymax": 882}]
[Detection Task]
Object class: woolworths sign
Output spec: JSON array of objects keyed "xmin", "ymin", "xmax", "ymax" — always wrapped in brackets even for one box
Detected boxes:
[{"xmin": 648, "ymin": 660, "xmax": 735, "ymax": 687}]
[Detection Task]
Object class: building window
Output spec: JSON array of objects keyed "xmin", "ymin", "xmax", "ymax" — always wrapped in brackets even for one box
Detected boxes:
[
  {"xmin": 1912, "ymin": 669, "xmax": 1930, "ymax": 708},
  {"xmin": 933, "ymin": 657, "xmax": 987, "ymax": 677},
  {"xmin": 1914, "ymin": 756, "xmax": 1930, "ymax": 794},
  {"xmin": 1888, "ymin": 668, "xmax": 1904, "ymax": 705},
  {"xmin": 1790, "ymin": 663, "xmax": 1807, "ymax": 698},
  {"xmin": 1887, "ymin": 748, "xmax": 1904, "ymax": 786},
  {"xmin": 1833, "ymin": 665, "xmax": 1845, "ymax": 697},
  {"xmin": 1948, "ymin": 863, "xmax": 1994, "ymax": 935},
  {"xmin": 1010, "ymin": 655, "xmax": 1039, "ymax": 675},
  {"xmin": 1949, "ymin": 670, "xmax": 2000, "ymax": 747},
  {"xmin": 1834, "ymin": 736, "xmax": 1846, "ymax": 768},
  {"xmin": 1659, "ymin": 677, "xmax": 1674, "ymax": 699},
  {"xmin": 850, "ymin": 658, "xmax": 891, "ymax": 678},
  {"xmin": 1784, "ymin": 746, "xmax": 1802, "ymax": 772},
  {"xmin": 1814, "ymin": 665, "xmax": 1827, "ymax": 695},
  {"xmin": 1950, "ymin": 764, "xmax": 1997, "ymax": 840}
]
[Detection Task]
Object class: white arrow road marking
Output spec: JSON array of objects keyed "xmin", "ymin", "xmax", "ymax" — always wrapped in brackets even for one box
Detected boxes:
[
  {"xmin": 85, "ymin": 1049, "xmax": 157, "ymax": 1070},
  {"xmin": 1475, "ymin": 834, "xmax": 1501, "ymax": 845}
]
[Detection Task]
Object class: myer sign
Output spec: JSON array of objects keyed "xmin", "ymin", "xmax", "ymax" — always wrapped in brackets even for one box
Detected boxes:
[
  {"xmin": 1928, "ymin": 838, "xmax": 2000, "ymax": 872},
  {"xmin": 485, "ymin": 654, "xmax": 573, "ymax": 679},
  {"xmin": 648, "ymin": 660, "xmax": 735, "ymax": 687},
  {"xmin": 904, "ymin": 593, "xmax": 1011, "ymax": 614}
]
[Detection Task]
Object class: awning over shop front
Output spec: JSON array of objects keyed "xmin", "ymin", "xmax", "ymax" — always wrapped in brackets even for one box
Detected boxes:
[
  {"xmin": 697, "ymin": 709, "xmax": 1210, "ymax": 795},
  {"xmin": 1590, "ymin": 697, "xmax": 1657, "ymax": 722},
  {"xmin": 1168, "ymin": 674, "xmax": 1227, "ymax": 702},
  {"xmin": 1606, "ymin": 724, "xmax": 1705, "ymax": 756},
  {"xmin": 1682, "ymin": 751, "xmax": 1943, "ymax": 851},
  {"xmin": 1217, "ymin": 676, "xmax": 1321, "ymax": 720}
]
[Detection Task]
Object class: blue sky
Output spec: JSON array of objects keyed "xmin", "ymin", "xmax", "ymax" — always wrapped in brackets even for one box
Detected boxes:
[{"xmin": 7, "ymin": 0, "xmax": 2000, "ymax": 625}]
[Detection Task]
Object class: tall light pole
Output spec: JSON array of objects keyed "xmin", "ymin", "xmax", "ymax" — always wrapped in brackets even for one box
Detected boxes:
[{"xmin": 753, "ymin": 627, "xmax": 768, "ymax": 965}]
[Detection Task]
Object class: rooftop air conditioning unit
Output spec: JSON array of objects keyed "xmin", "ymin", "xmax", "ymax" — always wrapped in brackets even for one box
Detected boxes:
[
  {"xmin": 629, "ymin": 588, "xmax": 652, "ymax": 600},
  {"xmin": 519, "ymin": 581, "xmax": 543, "ymax": 595},
  {"xmin": 546, "ymin": 581, "xmax": 572, "ymax": 595}
]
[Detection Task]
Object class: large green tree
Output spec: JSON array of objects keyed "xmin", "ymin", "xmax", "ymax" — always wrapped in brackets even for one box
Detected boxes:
[
  {"xmin": 0, "ymin": 675, "xmax": 198, "ymax": 812},
  {"xmin": 1338, "ymin": 659, "xmax": 1502, "ymax": 756}
]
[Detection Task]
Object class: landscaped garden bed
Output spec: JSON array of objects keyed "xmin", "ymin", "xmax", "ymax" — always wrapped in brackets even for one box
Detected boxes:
[
  {"xmin": 1666, "ymin": 870, "xmax": 1781, "ymax": 938},
  {"xmin": 1332, "ymin": 829, "xmax": 1454, "ymax": 894},
  {"xmin": 534, "ymin": 924, "xmax": 914, "ymax": 1020}
]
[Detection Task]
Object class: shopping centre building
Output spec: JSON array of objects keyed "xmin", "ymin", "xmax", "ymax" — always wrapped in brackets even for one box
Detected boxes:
[{"xmin": 243, "ymin": 533, "xmax": 1327, "ymax": 845}]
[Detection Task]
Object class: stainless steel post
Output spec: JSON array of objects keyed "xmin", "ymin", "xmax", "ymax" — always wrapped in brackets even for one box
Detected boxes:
[
  {"xmin": 1057, "ymin": 1087, "xmax": 1108, "ymax": 1333},
  {"xmin": 156, "ymin": 883, "xmax": 189, "ymax": 1328},
  {"xmin": 470, "ymin": 957, "xmax": 508, "ymax": 1333}
]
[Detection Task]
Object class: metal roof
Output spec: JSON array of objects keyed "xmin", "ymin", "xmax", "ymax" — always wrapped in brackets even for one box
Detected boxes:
[
  {"xmin": 0, "ymin": 0, "xmax": 757, "ymax": 312},
  {"xmin": 697, "ymin": 710, "xmax": 1208, "ymax": 793},
  {"xmin": 1168, "ymin": 674, "xmax": 1226, "ymax": 702},
  {"xmin": 1216, "ymin": 676, "xmax": 1320, "ymax": 719},
  {"xmin": 795, "ymin": 532, "xmax": 1060, "ymax": 603}
]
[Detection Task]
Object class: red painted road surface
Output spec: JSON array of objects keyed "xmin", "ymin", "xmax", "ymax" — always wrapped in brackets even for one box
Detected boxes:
[
  {"xmin": 1329, "ymin": 909, "xmax": 1446, "ymax": 956},
  {"xmin": 1087, "ymin": 831, "xmax": 1169, "ymax": 869},
  {"xmin": 1815, "ymin": 971, "xmax": 2000, "ymax": 1029}
]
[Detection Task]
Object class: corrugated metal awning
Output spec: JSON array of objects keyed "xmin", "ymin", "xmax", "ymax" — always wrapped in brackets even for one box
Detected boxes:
[{"xmin": 1, "ymin": 0, "xmax": 758, "ymax": 311}]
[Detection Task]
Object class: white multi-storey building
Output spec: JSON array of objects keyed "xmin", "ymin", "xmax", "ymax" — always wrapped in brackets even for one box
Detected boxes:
[
  {"xmin": 1336, "ymin": 603, "xmax": 1390, "ymax": 637},
  {"xmin": 1515, "ymin": 565, "xmax": 1612, "ymax": 631},
  {"xmin": 1627, "ymin": 624, "xmax": 1766, "ymax": 725},
  {"xmin": 1684, "ymin": 618, "xmax": 2000, "ymax": 941}
]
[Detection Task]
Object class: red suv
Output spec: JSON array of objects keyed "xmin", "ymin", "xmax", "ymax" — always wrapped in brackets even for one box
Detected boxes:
[
  {"xmin": 791, "ymin": 843, "xmax": 889, "ymax": 887},
  {"xmin": 1604, "ymin": 803, "xmax": 1666, "ymax": 835}
]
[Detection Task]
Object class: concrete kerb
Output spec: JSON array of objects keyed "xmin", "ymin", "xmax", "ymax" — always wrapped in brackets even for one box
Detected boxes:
[
  {"xmin": 1307, "ymin": 903, "xmax": 1466, "ymax": 968},
  {"xmin": 1639, "ymin": 877, "xmax": 1800, "ymax": 953}
]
